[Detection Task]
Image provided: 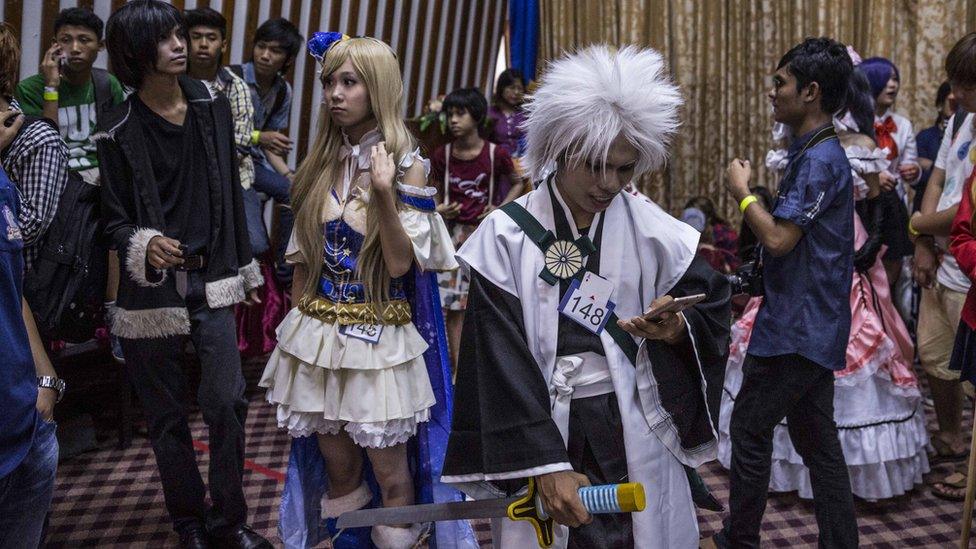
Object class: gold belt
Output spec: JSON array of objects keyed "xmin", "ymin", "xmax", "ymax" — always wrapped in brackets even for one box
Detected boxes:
[{"xmin": 298, "ymin": 295, "xmax": 412, "ymax": 326}]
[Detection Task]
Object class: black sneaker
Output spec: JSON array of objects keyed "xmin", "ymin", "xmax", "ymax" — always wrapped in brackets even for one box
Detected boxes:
[{"xmin": 179, "ymin": 526, "xmax": 211, "ymax": 549}]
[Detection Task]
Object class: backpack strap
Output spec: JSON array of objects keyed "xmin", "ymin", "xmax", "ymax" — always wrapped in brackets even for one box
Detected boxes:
[
  {"xmin": 488, "ymin": 142, "xmax": 496, "ymax": 206},
  {"xmin": 90, "ymin": 67, "xmax": 114, "ymax": 122},
  {"xmin": 953, "ymin": 109, "xmax": 970, "ymax": 140},
  {"xmin": 443, "ymin": 143, "xmax": 451, "ymax": 202},
  {"xmin": 498, "ymin": 200, "xmax": 637, "ymax": 365}
]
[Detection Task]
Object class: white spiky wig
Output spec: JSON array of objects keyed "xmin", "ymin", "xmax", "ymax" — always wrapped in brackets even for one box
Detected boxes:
[{"xmin": 522, "ymin": 44, "xmax": 683, "ymax": 181}]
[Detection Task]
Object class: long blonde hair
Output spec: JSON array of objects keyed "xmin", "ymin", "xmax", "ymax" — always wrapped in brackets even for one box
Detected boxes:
[{"xmin": 291, "ymin": 37, "xmax": 416, "ymax": 310}]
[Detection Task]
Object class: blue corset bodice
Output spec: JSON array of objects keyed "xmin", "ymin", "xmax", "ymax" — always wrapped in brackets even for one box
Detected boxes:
[{"xmin": 318, "ymin": 217, "xmax": 406, "ymax": 303}]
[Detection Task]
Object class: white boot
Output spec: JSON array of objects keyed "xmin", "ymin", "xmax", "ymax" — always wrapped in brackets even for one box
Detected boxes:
[
  {"xmin": 370, "ymin": 523, "xmax": 427, "ymax": 549},
  {"xmin": 321, "ymin": 481, "xmax": 373, "ymax": 519}
]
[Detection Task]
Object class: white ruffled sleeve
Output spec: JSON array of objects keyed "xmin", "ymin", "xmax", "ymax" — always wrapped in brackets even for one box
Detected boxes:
[
  {"xmin": 846, "ymin": 146, "xmax": 890, "ymax": 201},
  {"xmin": 284, "ymin": 229, "xmax": 305, "ymax": 265},
  {"xmin": 765, "ymin": 148, "xmax": 789, "ymax": 173},
  {"xmin": 396, "ymin": 183, "xmax": 459, "ymax": 272},
  {"xmin": 397, "ymin": 147, "xmax": 431, "ymax": 181},
  {"xmin": 845, "ymin": 145, "xmax": 889, "ymax": 175}
]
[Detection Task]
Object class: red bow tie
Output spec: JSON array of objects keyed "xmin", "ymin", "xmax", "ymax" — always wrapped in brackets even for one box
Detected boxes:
[{"xmin": 874, "ymin": 117, "xmax": 899, "ymax": 161}]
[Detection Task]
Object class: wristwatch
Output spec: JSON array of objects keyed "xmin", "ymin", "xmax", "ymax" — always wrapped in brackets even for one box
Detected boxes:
[{"xmin": 37, "ymin": 376, "xmax": 66, "ymax": 403}]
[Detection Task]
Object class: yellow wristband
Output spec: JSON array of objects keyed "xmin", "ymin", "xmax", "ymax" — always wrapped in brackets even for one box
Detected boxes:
[
  {"xmin": 908, "ymin": 216, "xmax": 920, "ymax": 237},
  {"xmin": 250, "ymin": 130, "xmax": 260, "ymax": 145},
  {"xmin": 739, "ymin": 194, "xmax": 758, "ymax": 214},
  {"xmin": 43, "ymin": 90, "xmax": 59, "ymax": 102}
]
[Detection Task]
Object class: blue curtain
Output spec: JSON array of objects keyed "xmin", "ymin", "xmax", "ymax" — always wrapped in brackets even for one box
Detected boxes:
[{"xmin": 508, "ymin": 0, "xmax": 539, "ymax": 81}]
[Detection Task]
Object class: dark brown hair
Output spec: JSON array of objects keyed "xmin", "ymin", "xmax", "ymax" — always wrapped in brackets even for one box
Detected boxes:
[
  {"xmin": 0, "ymin": 23, "xmax": 20, "ymax": 97},
  {"xmin": 946, "ymin": 32, "xmax": 976, "ymax": 88},
  {"xmin": 105, "ymin": 0, "xmax": 186, "ymax": 89}
]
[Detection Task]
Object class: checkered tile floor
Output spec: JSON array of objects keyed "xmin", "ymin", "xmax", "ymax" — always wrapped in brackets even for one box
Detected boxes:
[{"xmin": 46, "ymin": 356, "xmax": 965, "ymax": 547}]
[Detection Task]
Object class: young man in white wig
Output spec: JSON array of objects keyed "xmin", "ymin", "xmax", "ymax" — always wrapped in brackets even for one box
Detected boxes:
[{"xmin": 441, "ymin": 45, "xmax": 731, "ymax": 548}]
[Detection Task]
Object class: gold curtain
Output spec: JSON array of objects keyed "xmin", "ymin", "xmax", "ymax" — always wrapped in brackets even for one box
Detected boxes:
[{"xmin": 539, "ymin": 0, "xmax": 976, "ymax": 218}]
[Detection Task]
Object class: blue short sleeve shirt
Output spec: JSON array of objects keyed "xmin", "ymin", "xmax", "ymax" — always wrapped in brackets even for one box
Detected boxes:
[{"xmin": 748, "ymin": 125, "xmax": 855, "ymax": 371}]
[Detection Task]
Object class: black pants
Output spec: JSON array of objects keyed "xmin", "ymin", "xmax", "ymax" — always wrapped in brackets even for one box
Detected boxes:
[
  {"xmin": 566, "ymin": 393, "xmax": 633, "ymax": 549},
  {"xmin": 120, "ymin": 273, "xmax": 249, "ymax": 536},
  {"xmin": 725, "ymin": 354, "xmax": 858, "ymax": 549}
]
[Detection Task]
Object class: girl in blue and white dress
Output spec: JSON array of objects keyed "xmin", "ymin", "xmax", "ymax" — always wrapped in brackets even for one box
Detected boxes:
[{"xmin": 259, "ymin": 34, "xmax": 475, "ymax": 549}]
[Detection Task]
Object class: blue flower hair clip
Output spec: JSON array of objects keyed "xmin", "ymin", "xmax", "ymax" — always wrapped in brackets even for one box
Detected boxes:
[{"xmin": 308, "ymin": 32, "xmax": 350, "ymax": 62}]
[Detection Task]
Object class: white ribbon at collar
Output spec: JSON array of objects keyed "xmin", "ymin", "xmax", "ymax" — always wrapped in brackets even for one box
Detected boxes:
[{"xmin": 337, "ymin": 128, "xmax": 383, "ymax": 201}]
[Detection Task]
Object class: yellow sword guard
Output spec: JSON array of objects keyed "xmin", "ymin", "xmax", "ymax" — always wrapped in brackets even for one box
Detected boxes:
[{"xmin": 506, "ymin": 478, "xmax": 555, "ymax": 548}]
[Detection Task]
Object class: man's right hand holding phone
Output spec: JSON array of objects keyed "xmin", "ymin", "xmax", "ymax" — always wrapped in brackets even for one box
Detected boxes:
[
  {"xmin": 41, "ymin": 43, "xmax": 63, "ymax": 88},
  {"xmin": 0, "ymin": 109, "xmax": 24, "ymax": 149},
  {"xmin": 617, "ymin": 294, "xmax": 704, "ymax": 345},
  {"xmin": 147, "ymin": 236, "xmax": 185, "ymax": 269}
]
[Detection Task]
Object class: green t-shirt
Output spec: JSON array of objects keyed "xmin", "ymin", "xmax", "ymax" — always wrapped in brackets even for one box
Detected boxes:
[{"xmin": 15, "ymin": 73, "xmax": 126, "ymax": 171}]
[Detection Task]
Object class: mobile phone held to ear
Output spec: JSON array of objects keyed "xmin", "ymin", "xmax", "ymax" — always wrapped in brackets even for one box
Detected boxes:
[
  {"xmin": 2, "ymin": 112, "xmax": 22, "ymax": 128},
  {"xmin": 644, "ymin": 293, "xmax": 707, "ymax": 320}
]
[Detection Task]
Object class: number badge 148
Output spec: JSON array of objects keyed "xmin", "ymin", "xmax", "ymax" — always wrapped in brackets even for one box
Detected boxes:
[
  {"xmin": 340, "ymin": 323, "xmax": 383, "ymax": 344},
  {"xmin": 558, "ymin": 272, "xmax": 615, "ymax": 334}
]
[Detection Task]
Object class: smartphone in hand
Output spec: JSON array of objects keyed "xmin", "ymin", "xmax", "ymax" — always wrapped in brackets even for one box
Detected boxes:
[{"xmin": 643, "ymin": 293, "xmax": 707, "ymax": 321}]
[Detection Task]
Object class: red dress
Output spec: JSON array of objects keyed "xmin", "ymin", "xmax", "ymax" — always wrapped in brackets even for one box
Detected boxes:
[
  {"xmin": 948, "ymin": 175, "xmax": 976, "ymax": 377},
  {"xmin": 950, "ymin": 175, "xmax": 976, "ymax": 331}
]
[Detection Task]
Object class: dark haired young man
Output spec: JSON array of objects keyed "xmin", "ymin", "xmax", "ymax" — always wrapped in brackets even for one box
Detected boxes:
[
  {"xmin": 100, "ymin": 2, "xmax": 267, "ymax": 548},
  {"xmin": 913, "ymin": 33, "xmax": 976, "ymax": 500},
  {"xmin": 716, "ymin": 37, "xmax": 858, "ymax": 548},
  {"xmin": 230, "ymin": 18, "xmax": 303, "ymax": 283},
  {"xmin": 16, "ymin": 6, "xmax": 128, "ymax": 361},
  {"xmin": 16, "ymin": 7, "xmax": 126, "ymax": 175},
  {"xmin": 184, "ymin": 8, "xmax": 265, "ymax": 255}
]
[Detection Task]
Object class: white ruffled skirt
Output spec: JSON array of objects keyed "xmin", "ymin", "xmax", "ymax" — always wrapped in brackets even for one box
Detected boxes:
[{"xmin": 259, "ymin": 307, "xmax": 436, "ymax": 448}]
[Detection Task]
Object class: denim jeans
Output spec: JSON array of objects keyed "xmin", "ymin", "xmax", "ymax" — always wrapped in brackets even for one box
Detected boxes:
[
  {"xmin": 0, "ymin": 417, "xmax": 58, "ymax": 549},
  {"xmin": 242, "ymin": 187, "xmax": 270, "ymax": 256},
  {"xmin": 252, "ymin": 163, "xmax": 294, "ymax": 283},
  {"xmin": 723, "ymin": 354, "xmax": 858, "ymax": 549},
  {"xmin": 120, "ymin": 272, "xmax": 249, "ymax": 537}
]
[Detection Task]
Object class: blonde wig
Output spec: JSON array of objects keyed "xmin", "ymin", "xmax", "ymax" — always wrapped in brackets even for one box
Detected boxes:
[
  {"xmin": 291, "ymin": 37, "xmax": 416, "ymax": 309},
  {"xmin": 521, "ymin": 44, "xmax": 682, "ymax": 181}
]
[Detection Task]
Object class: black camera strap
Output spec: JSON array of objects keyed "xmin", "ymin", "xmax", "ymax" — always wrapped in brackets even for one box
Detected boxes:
[{"xmin": 794, "ymin": 124, "xmax": 837, "ymax": 159}]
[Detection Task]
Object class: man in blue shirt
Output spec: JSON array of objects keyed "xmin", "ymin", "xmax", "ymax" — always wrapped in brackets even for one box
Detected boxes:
[
  {"xmin": 717, "ymin": 38, "xmax": 858, "ymax": 549},
  {"xmin": 231, "ymin": 18, "xmax": 302, "ymax": 285},
  {"xmin": 0, "ymin": 108, "xmax": 62, "ymax": 548}
]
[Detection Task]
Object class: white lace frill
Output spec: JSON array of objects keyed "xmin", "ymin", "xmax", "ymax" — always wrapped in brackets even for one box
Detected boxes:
[
  {"xmin": 397, "ymin": 183, "xmax": 459, "ymax": 272},
  {"xmin": 259, "ymin": 307, "xmax": 436, "ymax": 448},
  {"xmin": 718, "ymin": 308, "xmax": 929, "ymax": 500},
  {"xmin": 398, "ymin": 147, "xmax": 431, "ymax": 180}
]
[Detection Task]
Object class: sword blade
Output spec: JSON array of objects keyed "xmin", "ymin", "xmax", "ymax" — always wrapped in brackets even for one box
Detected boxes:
[{"xmin": 336, "ymin": 497, "xmax": 521, "ymax": 528}]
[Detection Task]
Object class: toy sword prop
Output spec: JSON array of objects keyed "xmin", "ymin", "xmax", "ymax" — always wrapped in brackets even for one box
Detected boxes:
[{"xmin": 336, "ymin": 478, "xmax": 646, "ymax": 548}]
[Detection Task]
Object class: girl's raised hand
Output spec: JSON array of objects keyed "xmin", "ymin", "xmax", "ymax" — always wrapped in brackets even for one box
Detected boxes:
[{"xmin": 370, "ymin": 142, "xmax": 397, "ymax": 193}]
